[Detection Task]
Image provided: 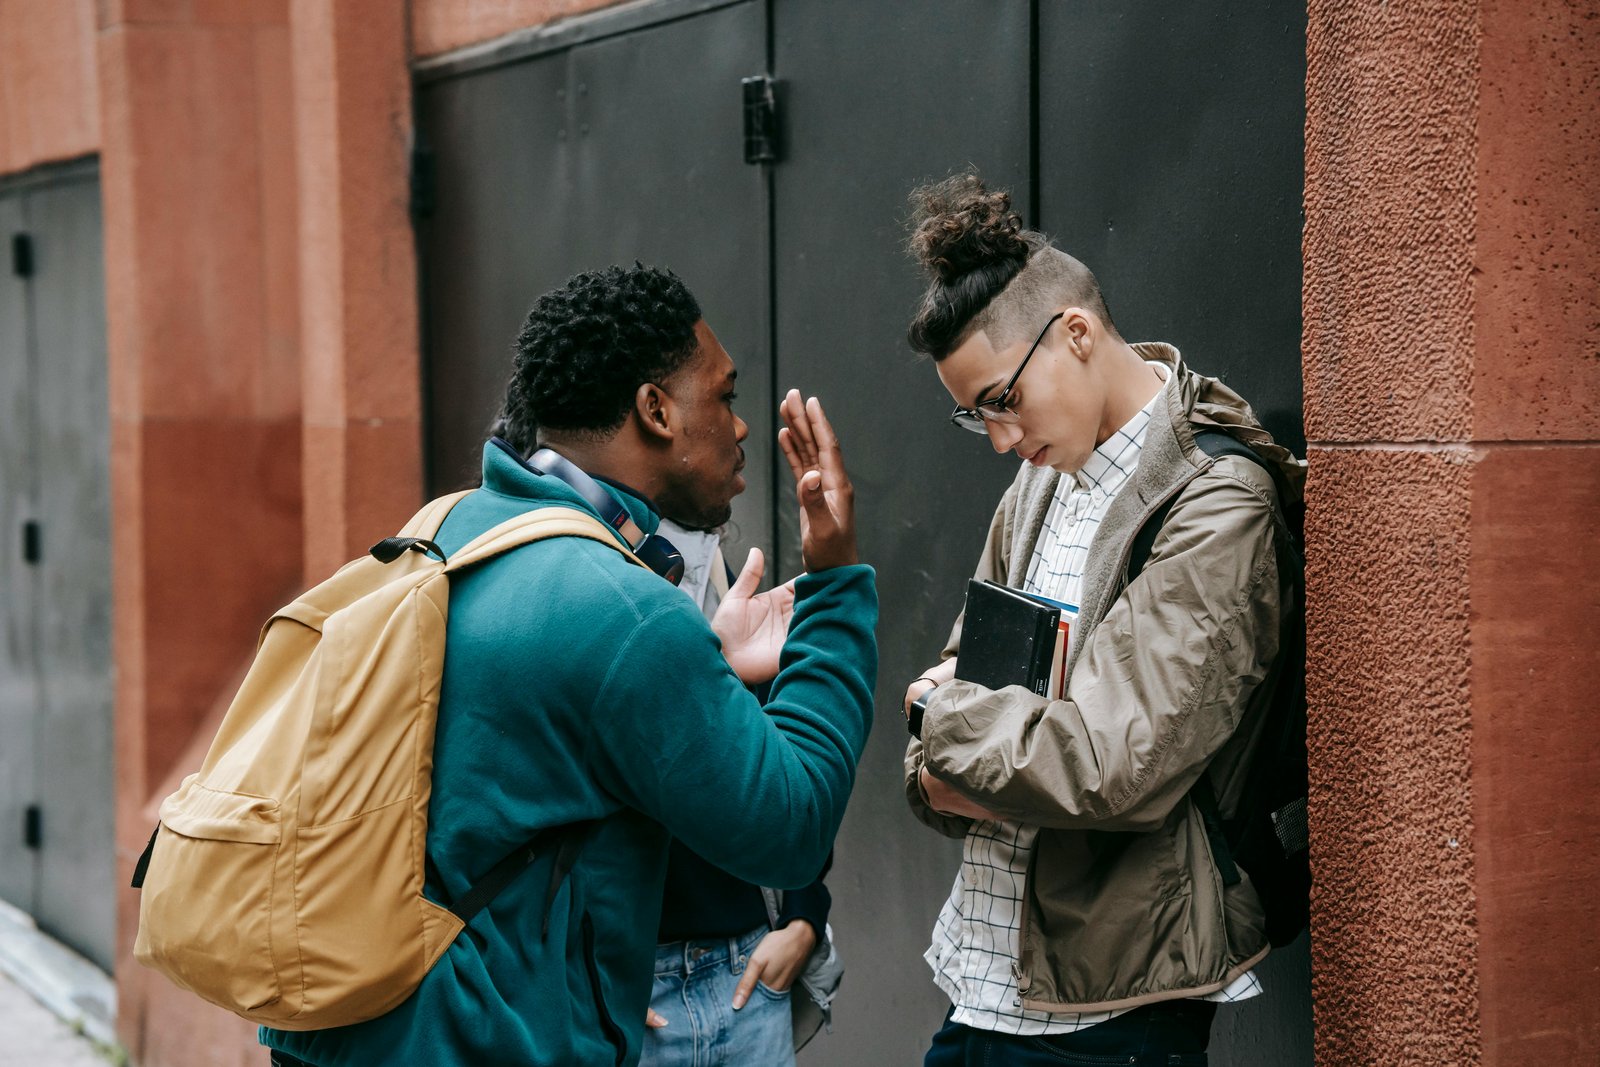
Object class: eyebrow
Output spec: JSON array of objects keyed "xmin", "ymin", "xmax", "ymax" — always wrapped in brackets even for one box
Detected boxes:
[{"xmin": 971, "ymin": 378, "xmax": 1004, "ymax": 408}]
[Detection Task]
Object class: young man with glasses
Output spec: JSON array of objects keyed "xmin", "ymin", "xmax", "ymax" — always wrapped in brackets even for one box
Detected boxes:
[{"xmin": 900, "ymin": 174, "xmax": 1305, "ymax": 1065}]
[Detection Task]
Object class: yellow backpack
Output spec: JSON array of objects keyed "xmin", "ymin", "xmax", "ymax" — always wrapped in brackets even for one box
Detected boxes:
[{"xmin": 131, "ymin": 493, "xmax": 642, "ymax": 1030}]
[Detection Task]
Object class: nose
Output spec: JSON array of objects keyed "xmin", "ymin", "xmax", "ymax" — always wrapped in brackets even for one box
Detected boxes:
[
  {"xmin": 988, "ymin": 420, "xmax": 1022, "ymax": 454},
  {"xmin": 734, "ymin": 413, "xmax": 749, "ymax": 442}
]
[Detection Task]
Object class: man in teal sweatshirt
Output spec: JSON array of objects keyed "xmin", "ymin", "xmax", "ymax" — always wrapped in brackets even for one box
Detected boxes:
[{"xmin": 262, "ymin": 265, "xmax": 877, "ymax": 1067}]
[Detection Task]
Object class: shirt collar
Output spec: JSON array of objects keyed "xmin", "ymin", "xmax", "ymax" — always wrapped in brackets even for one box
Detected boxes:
[{"xmin": 1071, "ymin": 363, "xmax": 1168, "ymax": 494}]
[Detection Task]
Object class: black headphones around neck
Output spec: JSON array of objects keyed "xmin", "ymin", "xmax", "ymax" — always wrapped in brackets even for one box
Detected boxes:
[{"xmin": 489, "ymin": 437, "xmax": 685, "ymax": 586}]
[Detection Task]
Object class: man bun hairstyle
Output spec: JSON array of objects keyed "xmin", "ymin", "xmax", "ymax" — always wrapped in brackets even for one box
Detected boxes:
[
  {"xmin": 906, "ymin": 172, "xmax": 1118, "ymax": 361},
  {"xmin": 507, "ymin": 264, "xmax": 702, "ymax": 438}
]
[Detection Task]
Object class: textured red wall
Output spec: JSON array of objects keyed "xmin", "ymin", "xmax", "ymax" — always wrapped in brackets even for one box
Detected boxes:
[
  {"xmin": 1471, "ymin": 449, "xmax": 1600, "ymax": 1062},
  {"xmin": 1304, "ymin": 0, "xmax": 1483, "ymax": 1058},
  {"xmin": 1474, "ymin": 0, "xmax": 1600, "ymax": 442},
  {"xmin": 0, "ymin": 0, "xmax": 99, "ymax": 174},
  {"xmin": 1303, "ymin": 449, "xmax": 1478, "ymax": 1065},
  {"xmin": 410, "ymin": 0, "xmax": 628, "ymax": 58},
  {"xmin": 1469, "ymin": 0, "xmax": 1600, "ymax": 1061},
  {"xmin": 1306, "ymin": 0, "xmax": 1600, "ymax": 1063},
  {"xmin": 99, "ymin": 2, "xmax": 301, "ymax": 1064},
  {"xmin": 291, "ymin": 0, "xmax": 423, "ymax": 579}
]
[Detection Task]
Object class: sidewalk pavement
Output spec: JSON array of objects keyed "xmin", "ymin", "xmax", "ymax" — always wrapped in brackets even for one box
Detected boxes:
[
  {"xmin": 0, "ymin": 970, "xmax": 114, "ymax": 1067},
  {"xmin": 0, "ymin": 899, "xmax": 119, "ymax": 1066}
]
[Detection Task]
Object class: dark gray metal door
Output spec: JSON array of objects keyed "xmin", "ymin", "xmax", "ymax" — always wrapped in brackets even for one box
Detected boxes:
[
  {"xmin": 769, "ymin": 4, "xmax": 1033, "ymax": 1063},
  {"xmin": 415, "ymin": 2, "xmax": 1309, "ymax": 1062},
  {"xmin": 0, "ymin": 161, "xmax": 114, "ymax": 970},
  {"xmin": 0, "ymin": 187, "xmax": 40, "ymax": 920},
  {"xmin": 416, "ymin": 0, "xmax": 773, "ymax": 559},
  {"xmin": 1038, "ymin": 6, "xmax": 1310, "ymax": 1062},
  {"xmin": 1038, "ymin": 0, "xmax": 1307, "ymax": 456}
]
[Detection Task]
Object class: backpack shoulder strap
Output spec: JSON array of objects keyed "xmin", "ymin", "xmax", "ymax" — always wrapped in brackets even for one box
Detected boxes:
[
  {"xmin": 1128, "ymin": 430, "xmax": 1272, "ymax": 581},
  {"xmin": 444, "ymin": 507, "xmax": 647, "ymax": 573},
  {"xmin": 399, "ymin": 490, "xmax": 474, "ymax": 538}
]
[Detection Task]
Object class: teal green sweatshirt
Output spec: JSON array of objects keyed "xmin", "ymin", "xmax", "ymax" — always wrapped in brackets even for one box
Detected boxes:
[{"xmin": 262, "ymin": 443, "xmax": 877, "ymax": 1066}]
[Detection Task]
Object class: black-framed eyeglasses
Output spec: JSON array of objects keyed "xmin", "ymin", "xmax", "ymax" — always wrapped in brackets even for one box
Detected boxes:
[{"xmin": 948, "ymin": 311, "xmax": 1065, "ymax": 434}]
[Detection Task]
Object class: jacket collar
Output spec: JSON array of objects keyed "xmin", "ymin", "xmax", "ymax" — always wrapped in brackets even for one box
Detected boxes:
[{"xmin": 478, "ymin": 440, "xmax": 662, "ymax": 538}]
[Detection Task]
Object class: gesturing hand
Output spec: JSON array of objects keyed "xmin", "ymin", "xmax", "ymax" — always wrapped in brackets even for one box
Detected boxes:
[
  {"xmin": 777, "ymin": 390, "xmax": 858, "ymax": 572},
  {"xmin": 711, "ymin": 547, "xmax": 796, "ymax": 684}
]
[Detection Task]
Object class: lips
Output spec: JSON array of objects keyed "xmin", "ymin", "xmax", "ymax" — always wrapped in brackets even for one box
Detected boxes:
[{"xmin": 1023, "ymin": 445, "xmax": 1049, "ymax": 467}]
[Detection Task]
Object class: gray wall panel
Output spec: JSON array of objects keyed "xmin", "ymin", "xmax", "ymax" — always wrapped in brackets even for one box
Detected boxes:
[
  {"xmin": 770, "ymin": 4, "xmax": 1032, "ymax": 1063},
  {"xmin": 420, "ymin": 56, "xmax": 577, "ymax": 492},
  {"xmin": 1040, "ymin": 4, "xmax": 1312, "ymax": 1063},
  {"xmin": 564, "ymin": 2, "xmax": 771, "ymax": 557},
  {"xmin": 1039, "ymin": 0, "xmax": 1307, "ymax": 457},
  {"xmin": 418, "ymin": 2, "xmax": 773, "ymax": 561},
  {"xmin": 27, "ymin": 175, "xmax": 114, "ymax": 970},
  {"xmin": 0, "ymin": 191, "xmax": 40, "ymax": 917},
  {"xmin": 417, "ymin": 1, "xmax": 1311, "ymax": 1059}
]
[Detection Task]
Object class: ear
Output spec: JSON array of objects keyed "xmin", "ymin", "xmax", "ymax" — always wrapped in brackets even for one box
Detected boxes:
[
  {"xmin": 1060, "ymin": 307, "xmax": 1095, "ymax": 361},
  {"xmin": 634, "ymin": 382, "xmax": 676, "ymax": 444}
]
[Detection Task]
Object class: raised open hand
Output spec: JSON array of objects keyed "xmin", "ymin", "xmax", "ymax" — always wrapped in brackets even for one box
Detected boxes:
[
  {"xmin": 710, "ymin": 547, "xmax": 796, "ymax": 684},
  {"xmin": 777, "ymin": 389, "xmax": 858, "ymax": 572}
]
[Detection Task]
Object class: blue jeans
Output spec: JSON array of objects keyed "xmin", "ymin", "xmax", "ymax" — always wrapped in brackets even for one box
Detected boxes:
[
  {"xmin": 639, "ymin": 924, "xmax": 795, "ymax": 1067},
  {"xmin": 924, "ymin": 1000, "xmax": 1216, "ymax": 1066}
]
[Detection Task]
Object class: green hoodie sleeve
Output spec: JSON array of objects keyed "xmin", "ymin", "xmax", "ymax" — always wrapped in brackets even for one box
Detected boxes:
[{"xmin": 587, "ymin": 563, "xmax": 877, "ymax": 889}]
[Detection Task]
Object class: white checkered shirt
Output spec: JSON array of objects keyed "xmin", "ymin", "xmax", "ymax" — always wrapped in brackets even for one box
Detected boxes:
[{"xmin": 926, "ymin": 369, "xmax": 1262, "ymax": 1034}]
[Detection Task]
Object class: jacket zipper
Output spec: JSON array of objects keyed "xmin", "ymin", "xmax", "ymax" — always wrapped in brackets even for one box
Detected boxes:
[{"xmin": 581, "ymin": 912, "xmax": 626, "ymax": 1067}]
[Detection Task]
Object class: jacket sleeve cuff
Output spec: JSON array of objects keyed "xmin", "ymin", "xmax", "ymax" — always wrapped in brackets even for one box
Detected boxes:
[{"xmin": 777, "ymin": 880, "xmax": 832, "ymax": 937}]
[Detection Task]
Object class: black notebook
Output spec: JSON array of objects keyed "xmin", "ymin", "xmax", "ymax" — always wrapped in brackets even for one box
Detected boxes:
[{"xmin": 955, "ymin": 579, "xmax": 1064, "ymax": 697}]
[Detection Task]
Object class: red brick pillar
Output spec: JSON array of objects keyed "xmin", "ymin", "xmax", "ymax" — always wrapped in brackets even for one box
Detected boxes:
[
  {"xmin": 99, "ymin": 2, "xmax": 302, "ymax": 1064},
  {"xmin": 1304, "ymin": 1, "xmax": 1600, "ymax": 1063},
  {"xmin": 292, "ymin": 0, "xmax": 422, "ymax": 580}
]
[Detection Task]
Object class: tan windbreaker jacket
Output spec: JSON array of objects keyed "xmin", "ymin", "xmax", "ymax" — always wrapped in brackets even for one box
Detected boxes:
[{"xmin": 905, "ymin": 344, "xmax": 1306, "ymax": 1014}]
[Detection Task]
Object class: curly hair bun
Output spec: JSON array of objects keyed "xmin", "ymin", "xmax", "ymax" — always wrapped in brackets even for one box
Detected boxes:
[{"xmin": 908, "ymin": 173, "xmax": 1031, "ymax": 284}]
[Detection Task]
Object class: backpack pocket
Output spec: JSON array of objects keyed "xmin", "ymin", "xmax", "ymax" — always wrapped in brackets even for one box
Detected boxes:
[{"xmin": 135, "ymin": 778, "xmax": 284, "ymax": 1014}]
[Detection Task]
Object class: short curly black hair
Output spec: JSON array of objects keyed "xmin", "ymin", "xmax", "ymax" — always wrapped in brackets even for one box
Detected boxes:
[{"xmin": 503, "ymin": 264, "xmax": 702, "ymax": 438}]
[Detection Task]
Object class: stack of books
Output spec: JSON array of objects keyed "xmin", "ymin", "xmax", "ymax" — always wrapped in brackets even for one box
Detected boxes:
[{"xmin": 956, "ymin": 579, "xmax": 1078, "ymax": 699}]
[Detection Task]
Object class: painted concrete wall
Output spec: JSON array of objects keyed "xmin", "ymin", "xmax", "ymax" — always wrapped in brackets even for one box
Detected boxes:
[
  {"xmin": 0, "ymin": 0, "xmax": 99, "ymax": 173},
  {"xmin": 96, "ymin": 2, "xmax": 304, "ymax": 1063},
  {"xmin": 1304, "ymin": 0, "xmax": 1600, "ymax": 1063},
  {"xmin": 411, "ymin": 0, "xmax": 626, "ymax": 58}
]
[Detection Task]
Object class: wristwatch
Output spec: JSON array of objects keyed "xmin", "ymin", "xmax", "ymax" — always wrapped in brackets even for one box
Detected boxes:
[{"xmin": 907, "ymin": 684, "xmax": 937, "ymax": 740}]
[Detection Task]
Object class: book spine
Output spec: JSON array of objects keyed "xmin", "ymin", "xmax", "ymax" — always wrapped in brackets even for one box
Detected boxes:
[{"xmin": 1027, "ymin": 610, "xmax": 1059, "ymax": 696}]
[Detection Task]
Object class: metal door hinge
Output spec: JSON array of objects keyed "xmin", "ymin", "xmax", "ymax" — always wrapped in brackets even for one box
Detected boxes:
[
  {"xmin": 742, "ymin": 76, "xmax": 779, "ymax": 164},
  {"xmin": 21, "ymin": 520, "xmax": 40, "ymax": 564},
  {"xmin": 24, "ymin": 805, "xmax": 41, "ymax": 849},
  {"xmin": 410, "ymin": 145, "xmax": 437, "ymax": 221},
  {"xmin": 11, "ymin": 233, "xmax": 33, "ymax": 277}
]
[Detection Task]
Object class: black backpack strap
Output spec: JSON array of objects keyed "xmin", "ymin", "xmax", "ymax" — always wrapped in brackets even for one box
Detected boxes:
[
  {"xmin": 1128, "ymin": 430, "xmax": 1273, "ymax": 888},
  {"xmin": 1190, "ymin": 777, "xmax": 1242, "ymax": 888},
  {"xmin": 370, "ymin": 537, "xmax": 447, "ymax": 564},
  {"xmin": 130, "ymin": 825, "xmax": 159, "ymax": 889},
  {"xmin": 446, "ymin": 820, "xmax": 598, "ymax": 935},
  {"xmin": 1128, "ymin": 430, "xmax": 1269, "ymax": 582}
]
